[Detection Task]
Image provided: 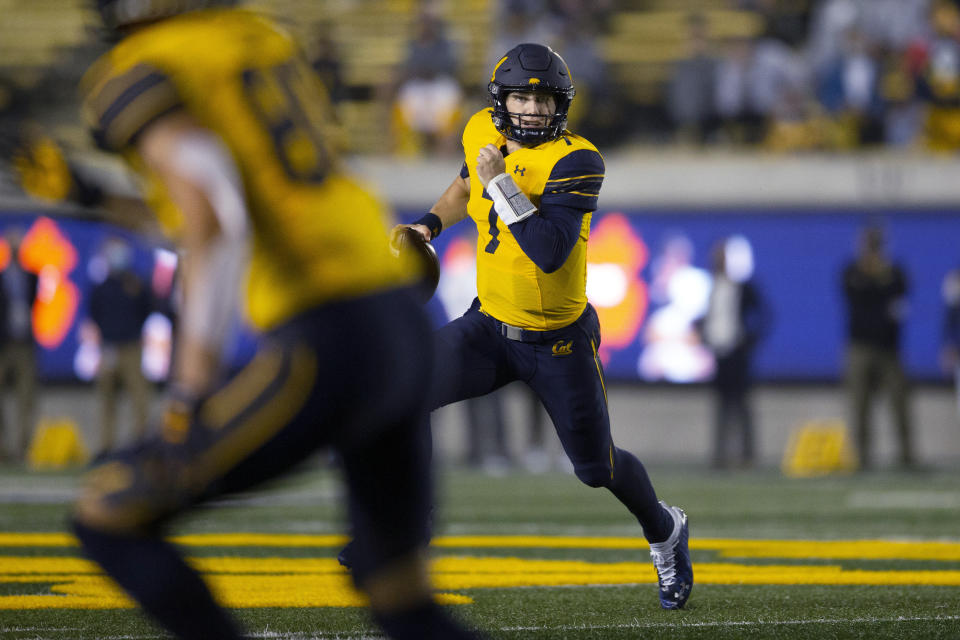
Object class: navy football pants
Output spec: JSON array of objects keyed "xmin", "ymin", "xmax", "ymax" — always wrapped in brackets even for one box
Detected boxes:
[
  {"xmin": 72, "ymin": 287, "xmax": 434, "ymax": 610},
  {"xmin": 431, "ymin": 300, "xmax": 670, "ymax": 541}
]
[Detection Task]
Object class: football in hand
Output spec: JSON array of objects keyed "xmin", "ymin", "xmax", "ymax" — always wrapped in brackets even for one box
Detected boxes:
[{"xmin": 393, "ymin": 226, "xmax": 440, "ymax": 303}]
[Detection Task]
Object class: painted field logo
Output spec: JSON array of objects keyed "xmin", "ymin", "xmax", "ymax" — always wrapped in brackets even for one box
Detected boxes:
[
  {"xmin": 552, "ymin": 340, "xmax": 573, "ymax": 356},
  {"xmin": 1, "ymin": 533, "xmax": 960, "ymax": 610}
]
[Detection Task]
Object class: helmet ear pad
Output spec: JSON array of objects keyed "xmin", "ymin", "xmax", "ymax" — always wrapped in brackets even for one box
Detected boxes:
[{"xmin": 488, "ymin": 43, "xmax": 576, "ymax": 144}]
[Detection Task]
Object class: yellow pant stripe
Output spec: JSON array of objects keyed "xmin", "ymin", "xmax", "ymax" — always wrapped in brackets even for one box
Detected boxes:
[
  {"xmin": 200, "ymin": 347, "xmax": 285, "ymax": 430},
  {"xmin": 196, "ymin": 345, "xmax": 317, "ymax": 484},
  {"xmin": 590, "ymin": 339, "xmax": 607, "ymax": 404}
]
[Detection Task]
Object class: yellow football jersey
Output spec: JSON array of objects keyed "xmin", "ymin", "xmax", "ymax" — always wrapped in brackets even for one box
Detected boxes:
[
  {"xmin": 462, "ymin": 108, "xmax": 604, "ymax": 330},
  {"xmin": 81, "ymin": 9, "xmax": 411, "ymax": 330}
]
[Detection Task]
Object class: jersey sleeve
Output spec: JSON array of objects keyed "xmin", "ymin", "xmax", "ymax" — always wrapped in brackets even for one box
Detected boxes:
[
  {"xmin": 541, "ymin": 149, "xmax": 604, "ymax": 211},
  {"xmin": 459, "ymin": 161, "xmax": 469, "ymax": 180},
  {"xmin": 84, "ymin": 62, "xmax": 183, "ymax": 152}
]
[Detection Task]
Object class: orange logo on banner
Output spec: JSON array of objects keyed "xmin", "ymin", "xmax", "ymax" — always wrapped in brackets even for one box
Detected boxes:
[
  {"xmin": 16, "ymin": 217, "xmax": 80, "ymax": 349},
  {"xmin": 586, "ymin": 214, "xmax": 649, "ymax": 364},
  {"xmin": 0, "ymin": 240, "xmax": 10, "ymax": 272}
]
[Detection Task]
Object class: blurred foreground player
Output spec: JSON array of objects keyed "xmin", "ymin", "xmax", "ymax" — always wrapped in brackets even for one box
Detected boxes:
[
  {"xmin": 397, "ymin": 43, "xmax": 692, "ymax": 609},
  {"xmin": 70, "ymin": 2, "xmax": 482, "ymax": 638}
]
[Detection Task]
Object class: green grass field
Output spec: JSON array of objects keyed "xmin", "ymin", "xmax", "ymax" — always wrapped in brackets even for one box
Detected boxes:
[{"xmin": 2, "ymin": 462, "xmax": 959, "ymax": 639}]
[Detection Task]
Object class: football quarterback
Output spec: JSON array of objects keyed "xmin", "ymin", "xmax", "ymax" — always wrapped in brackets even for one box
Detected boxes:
[{"xmin": 396, "ymin": 42, "xmax": 694, "ymax": 610}]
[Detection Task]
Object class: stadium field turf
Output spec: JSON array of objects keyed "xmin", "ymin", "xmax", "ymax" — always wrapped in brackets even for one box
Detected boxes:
[{"xmin": 1, "ymin": 463, "xmax": 958, "ymax": 639}]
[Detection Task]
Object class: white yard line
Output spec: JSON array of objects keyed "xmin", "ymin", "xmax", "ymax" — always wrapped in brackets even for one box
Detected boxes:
[
  {"xmin": 847, "ymin": 490, "xmax": 960, "ymax": 510},
  {"xmin": 501, "ymin": 614, "xmax": 960, "ymax": 632},
  {"xmin": 6, "ymin": 616, "xmax": 960, "ymax": 639}
]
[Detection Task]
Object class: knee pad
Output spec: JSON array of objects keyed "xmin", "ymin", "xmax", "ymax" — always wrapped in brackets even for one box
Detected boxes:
[{"xmin": 573, "ymin": 461, "xmax": 613, "ymax": 488}]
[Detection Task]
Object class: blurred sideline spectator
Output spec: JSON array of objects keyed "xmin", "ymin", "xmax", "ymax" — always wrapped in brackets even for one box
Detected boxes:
[
  {"xmin": 942, "ymin": 267, "xmax": 960, "ymax": 425},
  {"xmin": 741, "ymin": 0, "xmax": 812, "ymax": 48},
  {"xmin": 697, "ymin": 237, "xmax": 770, "ymax": 470},
  {"xmin": 463, "ymin": 392, "xmax": 511, "ymax": 475},
  {"xmin": 7, "ymin": 2, "xmax": 960, "ymax": 160},
  {"xmin": 489, "ymin": 0, "xmax": 617, "ymax": 144},
  {"xmin": 391, "ymin": 9, "xmax": 464, "ymax": 156},
  {"xmin": 554, "ymin": 20, "xmax": 614, "ymax": 142},
  {"xmin": 841, "ymin": 225, "xmax": 914, "ymax": 470},
  {"xmin": 86, "ymin": 236, "xmax": 153, "ymax": 453},
  {"xmin": 521, "ymin": 385, "xmax": 551, "ymax": 473},
  {"xmin": 815, "ymin": 27, "xmax": 884, "ymax": 147},
  {"xmin": 755, "ymin": 32, "xmax": 818, "ymax": 151},
  {"xmin": 490, "ymin": 0, "xmax": 560, "ymax": 66},
  {"xmin": 639, "ymin": 233, "xmax": 713, "ymax": 383},
  {"xmin": 917, "ymin": 1, "xmax": 960, "ymax": 151},
  {"xmin": 715, "ymin": 35, "xmax": 767, "ymax": 144},
  {"xmin": 668, "ymin": 13, "xmax": 718, "ymax": 145},
  {"xmin": 0, "ymin": 228, "xmax": 38, "ymax": 461}
]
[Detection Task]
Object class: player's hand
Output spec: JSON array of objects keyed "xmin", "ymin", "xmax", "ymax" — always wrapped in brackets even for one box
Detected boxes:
[
  {"xmin": 390, "ymin": 224, "xmax": 431, "ymax": 253},
  {"xmin": 476, "ymin": 144, "xmax": 505, "ymax": 187},
  {"xmin": 159, "ymin": 385, "xmax": 198, "ymax": 446}
]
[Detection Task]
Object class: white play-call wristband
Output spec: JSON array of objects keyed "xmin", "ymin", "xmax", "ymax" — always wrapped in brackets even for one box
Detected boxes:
[{"xmin": 487, "ymin": 172, "xmax": 537, "ymax": 225}]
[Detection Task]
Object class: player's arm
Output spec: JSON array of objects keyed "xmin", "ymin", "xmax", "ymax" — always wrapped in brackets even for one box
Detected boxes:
[
  {"xmin": 136, "ymin": 111, "xmax": 249, "ymax": 397},
  {"xmin": 395, "ymin": 164, "xmax": 470, "ymax": 242},
  {"xmin": 477, "ymin": 145, "xmax": 603, "ymax": 273}
]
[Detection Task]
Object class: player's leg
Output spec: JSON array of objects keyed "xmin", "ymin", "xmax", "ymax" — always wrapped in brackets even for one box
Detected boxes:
[
  {"xmin": 14, "ymin": 343, "xmax": 36, "ymax": 458},
  {"xmin": 338, "ymin": 299, "xmax": 511, "ymax": 570},
  {"xmin": 71, "ymin": 521, "xmax": 241, "ymax": 639},
  {"xmin": 431, "ymin": 299, "xmax": 514, "ymax": 409},
  {"xmin": 712, "ymin": 382, "xmax": 732, "ymax": 468},
  {"xmin": 70, "ymin": 338, "xmax": 326, "ymax": 639},
  {"xmin": 525, "ymin": 304, "xmax": 691, "ymax": 608},
  {"xmin": 846, "ymin": 344, "xmax": 873, "ymax": 469},
  {"xmin": 340, "ymin": 411, "xmax": 481, "ymax": 639},
  {"xmin": 881, "ymin": 351, "xmax": 914, "ymax": 467},
  {"xmin": 122, "ymin": 342, "xmax": 151, "ymax": 439},
  {"xmin": 331, "ymin": 290, "xmax": 482, "ymax": 639},
  {"xmin": 96, "ymin": 357, "xmax": 119, "ymax": 452}
]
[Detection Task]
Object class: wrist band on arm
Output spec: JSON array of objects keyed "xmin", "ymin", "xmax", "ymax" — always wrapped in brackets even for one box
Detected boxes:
[
  {"xmin": 413, "ymin": 212, "xmax": 443, "ymax": 239},
  {"xmin": 487, "ymin": 172, "xmax": 537, "ymax": 225}
]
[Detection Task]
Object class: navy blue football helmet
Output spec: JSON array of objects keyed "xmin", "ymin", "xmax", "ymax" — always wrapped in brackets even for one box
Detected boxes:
[
  {"xmin": 488, "ymin": 43, "xmax": 576, "ymax": 144},
  {"xmin": 96, "ymin": 0, "xmax": 236, "ymax": 33}
]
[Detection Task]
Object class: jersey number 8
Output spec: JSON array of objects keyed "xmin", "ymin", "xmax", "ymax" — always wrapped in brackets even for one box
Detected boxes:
[{"xmin": 242, "ymin": 61, "xmax": 332, "ymax": 183}]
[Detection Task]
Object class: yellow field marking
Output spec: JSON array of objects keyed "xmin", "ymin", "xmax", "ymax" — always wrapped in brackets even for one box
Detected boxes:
[
  {"xmin": 0, "ymin": 533, "xmax": 78, "ymax": 547},
  {"xmin": 698, "ymin": 539, "xmax": 960, "ymax": 561},
  {"xmin": 3, "ymin": 533, "xmax": 960, "ymax": 610},
  {"xmin": 2, "ymin": 554, "xmax": 960, "ymax": 610},
  {"xmin": 3, "ymin": 533, "xmax": 960, "ymax": 561},
  {"xmin": 172, "ymin": 533, "xmax": 349, "ymax": 547}
]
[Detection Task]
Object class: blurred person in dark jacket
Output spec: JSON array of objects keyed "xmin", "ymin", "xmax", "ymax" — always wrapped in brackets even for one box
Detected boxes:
[
  {"xmin": 841, "ymin": 225, "xmax": 913, "ymax": 470},
  {"xmin": 698, "ymin": 237, "xmax": 769, "ymax": 469},
  {"xmin": 87, "ymin": 236, "xmax": 153, "ymax": 452},
  {"xmin": 0, "ymin": 227, "xmax": 39, "ymax": 460},
  {"xmin": 941, "ymin": 266, "xmax": 960, "ymax": 425}
]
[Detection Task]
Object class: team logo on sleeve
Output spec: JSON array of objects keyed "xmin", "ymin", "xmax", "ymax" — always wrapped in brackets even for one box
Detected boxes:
[{"xmin": 551, "ymin": 339, "xmax": 573, "ymax": 356}]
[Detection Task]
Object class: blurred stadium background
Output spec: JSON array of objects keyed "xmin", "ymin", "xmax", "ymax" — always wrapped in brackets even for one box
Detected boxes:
[{"xmin": 0, "ymin": 0, "xmax": 958, "ymax": 470}]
